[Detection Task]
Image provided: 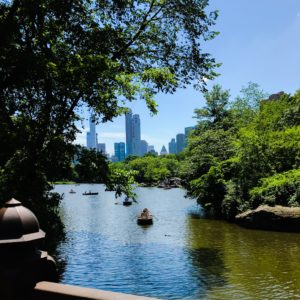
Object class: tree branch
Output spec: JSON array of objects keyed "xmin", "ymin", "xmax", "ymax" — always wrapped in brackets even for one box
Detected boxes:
[{"xmin": 111, "ymin": 0, "xmax": 163, "ymax": 60}]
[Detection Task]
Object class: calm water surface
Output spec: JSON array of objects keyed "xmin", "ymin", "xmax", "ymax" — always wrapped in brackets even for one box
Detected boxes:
[{"xmin": 54, "ymin": 184, "xmax": 300, "ymax": 299}]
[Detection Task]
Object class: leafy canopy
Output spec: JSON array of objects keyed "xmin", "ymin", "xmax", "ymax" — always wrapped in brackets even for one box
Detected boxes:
[{"xmin": 0, "ymin": 0, "xmax": 219, "ymax": 236}]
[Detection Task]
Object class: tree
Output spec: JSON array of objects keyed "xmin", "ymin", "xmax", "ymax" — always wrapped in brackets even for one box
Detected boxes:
[
  {"xmin": 183, "ymin": 84, "xmax": 300, "ymax": 220},
  {"xmin": 0, "ymin": 0, "xmax": 219, "ymax": 237},
  {"xmin": 106, "ymin": 164, "xmax": 138, "ymax": 200},
  {"xmin": 74, "ymin": 147, "xmax": 109, "ymax": 183},
  {"xmin": 236, "ymin": 82, "xmax": 268, "ymax": 109},
  {"xmin": 230, "ymin": 82, "xmax": 267, "ymax": 128},
  {"xmin": 194, "ymin": 84, "xmax": 230, "ymax": 126}
]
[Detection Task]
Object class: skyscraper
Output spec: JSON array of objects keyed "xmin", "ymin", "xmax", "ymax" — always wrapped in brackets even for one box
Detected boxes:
[
  {"xmin": 125, "ymin": 110, "xmax": 141, "ymax": 156},
  {"xmin": 114, "ymin": 142, "xmax": 126, "ymax": 162},
  {"xmin": 132, "ymin": 114, "xmax": 141, "ymax": 156},
  {"xmin": 97, "ymin": 143, "xmax": 106, "ymax": 154},
  {"xmin": 184, "ymin": 126, "xmax": 195, "ymax": 147},
  {"xmin": 176, "ymin": 133, "xmax": 185, "ymax": 153},
  {"xmin": 168, "ymin": 138, "xmax": 177, "ymax": 154},
  {"xmin": 86, "ymin": 116, "xmax": 97, "ymax": 149},
  {"xmin": 125, "ymin": 109, "xmax": 133, "ymax": 156}
]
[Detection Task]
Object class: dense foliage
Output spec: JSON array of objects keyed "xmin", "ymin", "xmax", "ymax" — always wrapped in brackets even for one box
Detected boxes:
[
  {"xmin": 73, "ymin": 146, "xmax": 109, "ymax": 183},
  {"xmin": 111, "ymin": 154, "xmax": 181, "ymax": 185},
  {"xmin": 0, "ymin": 0, "xmax": 218, "ymax": 237},
  {"xmin": 183, "ymin": 84, "xmax": 300, "ymax": 219}
]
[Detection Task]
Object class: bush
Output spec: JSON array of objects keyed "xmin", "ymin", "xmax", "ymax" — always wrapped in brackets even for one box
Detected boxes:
[
  {"xmin": 221, "ymin": 181, "xmax": 247, "ymax": 220},
  {"xmin": 249, "ymin": 169, "xmax": 300, "ymax": 208},
  {"xmin": 189, "ymin": 165, "xmax": 226, "ymax": 217}
]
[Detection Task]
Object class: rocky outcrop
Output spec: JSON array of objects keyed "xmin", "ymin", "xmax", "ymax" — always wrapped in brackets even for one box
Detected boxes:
[
  {"xmin": 157, "ymin": 177, "xmax": 182, "ymax": 188},
  {"xmin": 235, "ymin": 205, "xmax": 300, "ymax": 232}
]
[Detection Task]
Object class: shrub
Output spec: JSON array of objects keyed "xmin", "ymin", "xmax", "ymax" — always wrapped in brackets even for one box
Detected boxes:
[{"xmin": 249, "ymin": 169, "xmax": 300, "ymax": 208}]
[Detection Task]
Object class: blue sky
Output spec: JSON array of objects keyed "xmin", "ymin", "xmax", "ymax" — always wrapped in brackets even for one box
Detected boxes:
[{"xmin": 75, "ymin": 0, "xmax": 300, "ymax": 155}]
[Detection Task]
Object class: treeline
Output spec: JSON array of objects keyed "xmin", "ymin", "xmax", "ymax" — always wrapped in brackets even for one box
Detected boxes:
[
  {"xmin": 112, "ymin": 154, "xmax": 183, "ymax": 185},
  {"xmin": 62, "ymin": 82, "xmax": 300, "ymax": 221},
  {"xmin": 181, "ymin": 83, "xmax": 300, "ymax": 219}
]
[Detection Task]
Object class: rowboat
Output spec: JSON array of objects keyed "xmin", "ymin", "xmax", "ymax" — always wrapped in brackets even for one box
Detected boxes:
[
  {"xmin": 82, "ymin": 191, "xmax": 98, "ymax": 195},
  {"xmin": 137, "ymin": 208, "xmax": 153, "ymax": 225},
  {"xmin": 123, "ymin": 197, "xmax": 132, "ymax": 206}
]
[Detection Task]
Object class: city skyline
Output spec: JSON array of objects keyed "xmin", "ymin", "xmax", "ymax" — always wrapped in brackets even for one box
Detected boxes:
[
  {"xmin": 86, "ymin": 110, "xmax": 193, "ymax": 157},
  {"xmin": 76, "ymin": 0, "xmax": 300, "ymax": 155}
]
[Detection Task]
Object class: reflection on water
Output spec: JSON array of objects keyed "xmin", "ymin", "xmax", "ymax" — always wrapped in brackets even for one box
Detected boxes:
[
  {"xmin": 186, "ymin": 217, "xmax": 300, "ymax": 299},
  {"xmin": 187, "ymin": 248, "xmax": 227, "ymax": 291},
  {"xmin": 54, "ymin": 184, "xmax": 300, "ymax": 299}
]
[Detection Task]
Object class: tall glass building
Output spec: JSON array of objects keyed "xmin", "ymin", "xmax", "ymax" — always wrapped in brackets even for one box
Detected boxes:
[
  {"xmin": 125, "ymin": 110, "xmax": 141, "ymax": 156},
  {"xmin": 176, "ymin": 133, "xmax": 185, "ymax": 153},
  {"xmin": 114, "ymin": 142, "xmax": 126, "ymax": 162},
  {"xmin": 125, "ymin": 109, "xmax": 133, "ymax": 156},
  {"xmin": 184, "ymin": 126, "xmax": 195, "ymax": 147},
  {"xmin": 132, "ymin": 114, "xmax": 141, "ymax": 156},
  {"xmin": 168, "ymin": 138, "xmax": 177, "ymax": 154},
  {"xmin": 86, "ymin": 116, "xmax": 97, "ymax": 149}
]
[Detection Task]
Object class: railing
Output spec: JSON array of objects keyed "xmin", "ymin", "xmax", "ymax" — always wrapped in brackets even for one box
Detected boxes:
[{"xmin": 33, "ymin": 281, "xmax": 160, "ymax": 300}]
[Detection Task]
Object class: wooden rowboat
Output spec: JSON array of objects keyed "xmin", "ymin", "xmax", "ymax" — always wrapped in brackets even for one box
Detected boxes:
[
  {"xmin": 137, "ymin": 216, "xmax": 153, "ymax": 225},
  {"xmin": 82, "ymin": 191, "xmax": 98, "ymax": 195},
  {"xmin": 137, "ymin": 208, "xmax": 153, "ymax": 225}
]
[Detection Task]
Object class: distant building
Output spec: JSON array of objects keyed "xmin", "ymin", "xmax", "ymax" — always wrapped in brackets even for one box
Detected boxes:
[
  {"xmin": 111, "ymin": 155, "xmax": 119, "ymax": 163},
  {"xmin": 184, "ymin": 126, "xmax": 195, "ymax": 147},
  {"xmin": 86, "ymin": 116, "xmax": 97, "ymax": 149},
  {"xmin": 148, "ymin": 149, "xmax": 158, "ymax": 156},
  {"xmin": 125, "ymin": 109, "xmax": 133, "ymax": 156},
  {"xmin": 268, "ymin": 91, "xmax": 285, "ymax": 100},
  {"xmin": 132, "ymin": 114, "xmax": 141, "ymax": 156},
  {"xmin": 114, "ymin": 142, "xmax": 126, "ymax": 162},
  {"xmin": 160, "ymin": 145, "xmax": 168, "ymax": 156},
  {"xmin": 125, "ymin": 110, "xmax": 141, "ymax": 156},
  {"xmin": 97, "ymin": 143, "xmax": 106, "ymax": 154},
  {"xmin": 176, "ymin": 133, "xmax": 185, "ymax": 153},
  {"xmin": 185, "ymin": 126, "xmax": 195, "ymax": 138},
  {"xmin": 147, "ymin": 145, "xmax": 155, "ymax": 153},
  {"xmin": 168, "ymin": 138, "xmax": 177, "ymax": 154},
  {"xmin": 140, "ymin": 140, "xmax": 148, "ymax": 156}
]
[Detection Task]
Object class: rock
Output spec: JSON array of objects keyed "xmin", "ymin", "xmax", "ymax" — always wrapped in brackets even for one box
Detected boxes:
[{"xmin": 235, "ymin": 205, "xmax": 300, "ymax": 232}]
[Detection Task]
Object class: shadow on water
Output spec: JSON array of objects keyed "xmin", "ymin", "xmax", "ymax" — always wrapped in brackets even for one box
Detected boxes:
[{"xmin": 187, "ymin": 247, "xmax": 227, "ymax": 286}]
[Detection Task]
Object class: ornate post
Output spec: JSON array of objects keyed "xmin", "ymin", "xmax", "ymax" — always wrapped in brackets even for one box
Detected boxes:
[{"xmin": 0, "ymin": 199, "xmax": 58, "ymax": 300}]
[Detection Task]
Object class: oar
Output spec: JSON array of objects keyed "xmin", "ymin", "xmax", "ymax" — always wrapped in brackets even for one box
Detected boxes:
[{"xmin": 152, "ymin": 214, "xmax": 159, "ymax": 221}]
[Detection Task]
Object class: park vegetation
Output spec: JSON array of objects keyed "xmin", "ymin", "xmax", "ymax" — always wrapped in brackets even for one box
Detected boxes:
[
  {"xmin": 182, "ymin": 83, "xmax": 300, "ymax": 219},
  {"xmin": 109, "ymin": 83, "xmax": 299, "ymax": 221},
  {"xmin": 1, "ymin": 0, "xmax": 298, "ymax": 238},
  {"xmin": 0, "ymin": 0, "xmax": 218, "ymax": 238}
]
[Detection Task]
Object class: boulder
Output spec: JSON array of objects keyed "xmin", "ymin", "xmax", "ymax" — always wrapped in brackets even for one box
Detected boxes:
[{"xmin": 235, "ymin": 205, "xmax": 300, "ymax": 232}]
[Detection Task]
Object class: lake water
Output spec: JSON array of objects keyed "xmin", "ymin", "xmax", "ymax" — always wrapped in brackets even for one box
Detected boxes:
[{"xmin": 54, "ymin": 184, "xmax": 300, "ymax": 299}]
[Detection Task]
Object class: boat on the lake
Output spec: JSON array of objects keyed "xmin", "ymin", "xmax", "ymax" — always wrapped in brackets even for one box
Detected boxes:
[
  {"xmin": 137, "ymin": 208, "xmax": 153, "ymax": 225},
  {"xmin": 69, "ymin": 189, "xmax": 76, "ymax": 194},
  {"xmin": 82, "ymin": 191, "xmax": 99, "ymax": 195},
  {"xmin": 123, "ymin": 197, "xmax": 132, "ymax": 206}
]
